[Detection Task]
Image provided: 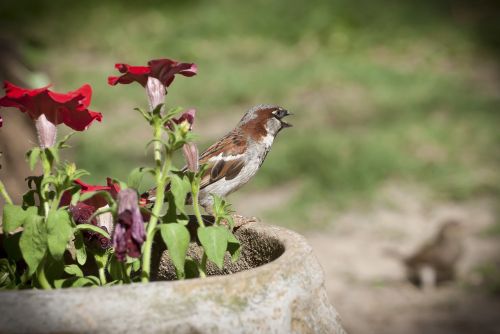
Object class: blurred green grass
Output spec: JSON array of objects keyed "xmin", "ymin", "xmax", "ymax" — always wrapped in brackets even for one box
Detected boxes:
[{"xmin": 2, "ymin": 0, "xmax": 499, "ymax": 227}]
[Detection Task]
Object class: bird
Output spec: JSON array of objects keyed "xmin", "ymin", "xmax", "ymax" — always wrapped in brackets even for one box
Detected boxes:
[
  {"xmin": 404, "ymin": 220, "xmax": 464, "ymax": 290},
  {"xmin": 147, "ymin": 104, "xmax": 292, "ymax": 211}
]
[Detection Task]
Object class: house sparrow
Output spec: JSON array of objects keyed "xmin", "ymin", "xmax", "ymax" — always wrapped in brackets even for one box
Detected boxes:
[
  {"xmin": 147, "ymin": 104, "xmax": 292, "ymax": 211},
  {"xmin": 404, "ymin": 220, "xmax": 464, "ymax": 290}
]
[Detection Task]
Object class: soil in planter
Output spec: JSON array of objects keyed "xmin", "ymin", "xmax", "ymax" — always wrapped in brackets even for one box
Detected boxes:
[{"xmin": 151, "ymin": 215, "xmax": 285, "ymax": 280}]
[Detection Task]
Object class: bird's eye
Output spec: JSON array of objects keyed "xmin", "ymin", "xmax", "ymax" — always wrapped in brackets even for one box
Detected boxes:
[{"xmin": 273, "ymin": 109, "xmax": 288, "ymax": 119}]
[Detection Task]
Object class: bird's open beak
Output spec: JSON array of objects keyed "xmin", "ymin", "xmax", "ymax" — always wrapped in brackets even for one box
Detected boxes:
[{"xmin": 280, "ymin": 111, "xmax": 293, "ymax": 128}]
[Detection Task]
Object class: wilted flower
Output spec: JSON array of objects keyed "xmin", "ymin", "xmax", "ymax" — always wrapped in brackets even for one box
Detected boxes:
[
  {"xmin": 107, "ymin": 58, "xmax": 197, "ymax": 88},
  {"xmin": 112, "ymin": 189, "xmax": 146, "ymax": 262},
  {"xmin": 0, "ymin": 81, "xmax": 102, "ymax": 135},
  {"xmin": 183, "ymin": 142, "xmax": 199, "ymax": 172}
]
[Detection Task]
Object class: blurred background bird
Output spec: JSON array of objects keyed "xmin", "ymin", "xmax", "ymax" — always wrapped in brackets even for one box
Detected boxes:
[{"xmin": 404, "ymin": 220, "xmax": 464, "ymax": 290}]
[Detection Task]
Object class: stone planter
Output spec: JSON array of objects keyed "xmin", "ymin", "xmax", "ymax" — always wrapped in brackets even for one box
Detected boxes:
[{"xmin": 0, "ymin": 221, "xmax": 345, "ymax": 333}]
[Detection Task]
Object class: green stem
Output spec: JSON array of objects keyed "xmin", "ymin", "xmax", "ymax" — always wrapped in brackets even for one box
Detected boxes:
[
  {"xmin": 121, "ymin": 262, "xmax": 131, "ymax": 284},
  {"xmin": 191, "ymin": 183, "xmax": 205, "ymax": 228},
  {"xmin": 36, "ymin": 256, "xmax": 52, "ymax": 290},
  {"xmin": 0, "ymin": 180, "xmax": 13, "ymax": 205},
  {"xmin": 99, "ymin": 267, "xmax": 107, "ymax": 285},
  {"xmin": 199, "ymin": 252, "xmax": 207, "ymax": 278},
  {"xmin": 40, "ymin": 151, "xmax": 52, "ymax": 218},
  {"xmin": 141, "ymin": 131, "xmax": 171, "ymax": 283}
]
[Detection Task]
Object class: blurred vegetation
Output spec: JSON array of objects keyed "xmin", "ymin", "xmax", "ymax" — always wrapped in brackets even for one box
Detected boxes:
[{"xmin": 1, "ymin": 0, "xmax": 499, "ymax": 227}]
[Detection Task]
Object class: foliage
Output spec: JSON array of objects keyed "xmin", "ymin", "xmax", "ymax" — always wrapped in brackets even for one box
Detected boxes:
[{"xmin": 0, "ymin": 58, "xmax": 241, "ymax": 290}]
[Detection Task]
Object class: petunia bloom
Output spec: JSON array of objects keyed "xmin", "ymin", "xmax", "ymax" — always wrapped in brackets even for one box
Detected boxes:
[
  {"xmin": 112, "ymin": 189, "xmax": 146, "ymax": 262},
  {"xmin": 108, "ymin": 58, "xmax": 197, "ymax": 88},
  {"xmin": 0, "ymin": 81, "xmax": 102, "ymax": 133}
]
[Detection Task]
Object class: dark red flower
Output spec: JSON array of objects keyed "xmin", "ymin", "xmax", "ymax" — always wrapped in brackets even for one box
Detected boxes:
[
  {"xmin": 112, "ymin": 189, "xmax": 146, "ymax": 261},
  {"xmin": 108, "ymin": 58, "xmax": 197, "ymax": 88},
  {"xmin": 69, "ymin": 202, "xmax": 111, "ymax": 249},
  {"xmin": 0, "ymin": 81, "xmax": 102, "ymax": 131},
  {"xmin": 0, "ymin": 115, "xmax": 2, "ymax": 127}
]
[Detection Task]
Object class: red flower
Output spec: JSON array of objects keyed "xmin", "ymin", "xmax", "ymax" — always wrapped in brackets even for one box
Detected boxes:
[
  {"xmin": 73, "ymin": 178, "xmax": 121, "ymax": 208},
  {"xmin": 108, "ymin": 58, "xmax": 197, "ymax": 88},
  {"xmin": 60, "ymin": 178, "xmax": 121, "ymax": 208},
  {"xmin": 0, "ymin": 81, "xmax": 102, "ymax": 131}
]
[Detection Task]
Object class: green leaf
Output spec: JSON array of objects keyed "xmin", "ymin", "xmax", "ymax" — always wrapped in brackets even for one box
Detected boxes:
[
  {"xmin": 93, "ymin": 249, "xmax": 109, "ymax": 269},
  {"xmin": 63, "ymin": 185, "xmax": 81, "ymax": 206},
  {"xmin": 19, "ymin": 215, "xmax": 47, "ymax": 275},
  {"xmin": 2, "ymin": 204, "xmax": 37, "ymax": 234},
  {"xmin": 226, "ymin": 230, "xmax": 241, "ymax": 263},
  {"xmin": 170, "ymin": 173, "xmax": 191, "ymax": 214},
  {"xmin": 184, "ymin": 257, "xmax": 200, "ymax": 279},
  {"xmin": 26, "ymin": 148, "xmax": 41, "ymax": 170},
  {"xmin": 72, "ymin": 169, "xmax": 90, "ymax": 180},
  {"xmin": 74, "ymin": 230, "xmax": 87, "ymax": 266},
  {"xmin": 197, "ymin": 226, "xmax": 228, "ymax": 270},
  {"xmin": 64, "ymin": 264, "xmax": 83, "ymax": 278},
  {"xmin": 75, "ymin": 224, "xmax": 111, "ymax": 239},
  {"xmin": 132, "ymin": 259, "xmax": 141, "ymax": 272},
  {"xmin": 163, "ymin": 193, "xmax": 177, "ymax": 223},
  {"xmin": 45, "ymin": 147, "xmax": 60, "ymax": 165},
  {"xmin": 60, "ymin": 276, "xmax": 100, "ymax": 288},
  {"xmin": 134, "ymin": 107, "xmax": 152, "ymax": 122},
  {"xmin": 107, "ymin": 255, "xmax": 124, "ymax": 281},
  {"xmin": 56, "ymin": 132, "xmax": 76, "ymax": 149},
  {"xmin": 160, "ymin": 223, "xmax": 190, "ymax": 279},
  {"xmin": 47, "ymin": 210, "xmax": 73, "ymax": 260},
  {"xmin": 127, "ymin": 167, "xmax": 153, "ymax": 190}
]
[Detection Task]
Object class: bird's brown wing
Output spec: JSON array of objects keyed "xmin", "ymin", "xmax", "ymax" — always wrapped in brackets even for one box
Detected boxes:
[{"xmin": 198, "ymin": 130, "xmax": 247, "ymax": 189}]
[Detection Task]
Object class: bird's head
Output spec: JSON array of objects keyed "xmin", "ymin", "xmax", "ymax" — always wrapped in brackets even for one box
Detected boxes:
[{"xmin": 239, "ymin": 104, "xmax": 292, "ymax": 139}]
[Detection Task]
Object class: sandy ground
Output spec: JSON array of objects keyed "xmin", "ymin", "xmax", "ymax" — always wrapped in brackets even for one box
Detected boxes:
[
  {"xmin": 235, "ymin": 184, "xmax": 500, "ymax": 334},
  {"xmin": 304, "ymin": 185, "xmax": 500, "ymax": 334}
]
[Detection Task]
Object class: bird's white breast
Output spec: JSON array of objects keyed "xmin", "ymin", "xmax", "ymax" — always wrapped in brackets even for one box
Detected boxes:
[{"xmin": 199, "ymin": 136, "xmax": 274, "ymax": 206}]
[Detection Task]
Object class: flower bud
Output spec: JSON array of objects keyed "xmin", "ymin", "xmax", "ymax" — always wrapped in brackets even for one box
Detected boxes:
[
  {"xmin": 66, "ymin": 163, "xmax": 76, "ymax": 177},
  {"xmin": 35, "ymin": 114, "xmax": 57, "ymax": 148},
  {"xmin": 146, "ymin": 76, "xmax": 165, "ymax": 112},
  {"xmin": 182, "ymin": 142, "xmax": 199, "ymax": 172}
]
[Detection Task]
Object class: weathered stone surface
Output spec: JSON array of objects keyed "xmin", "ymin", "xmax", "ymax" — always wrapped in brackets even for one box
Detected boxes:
[{"xmin": 0, "ymin": 221, "xmax": 345, "ymax": 334}]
